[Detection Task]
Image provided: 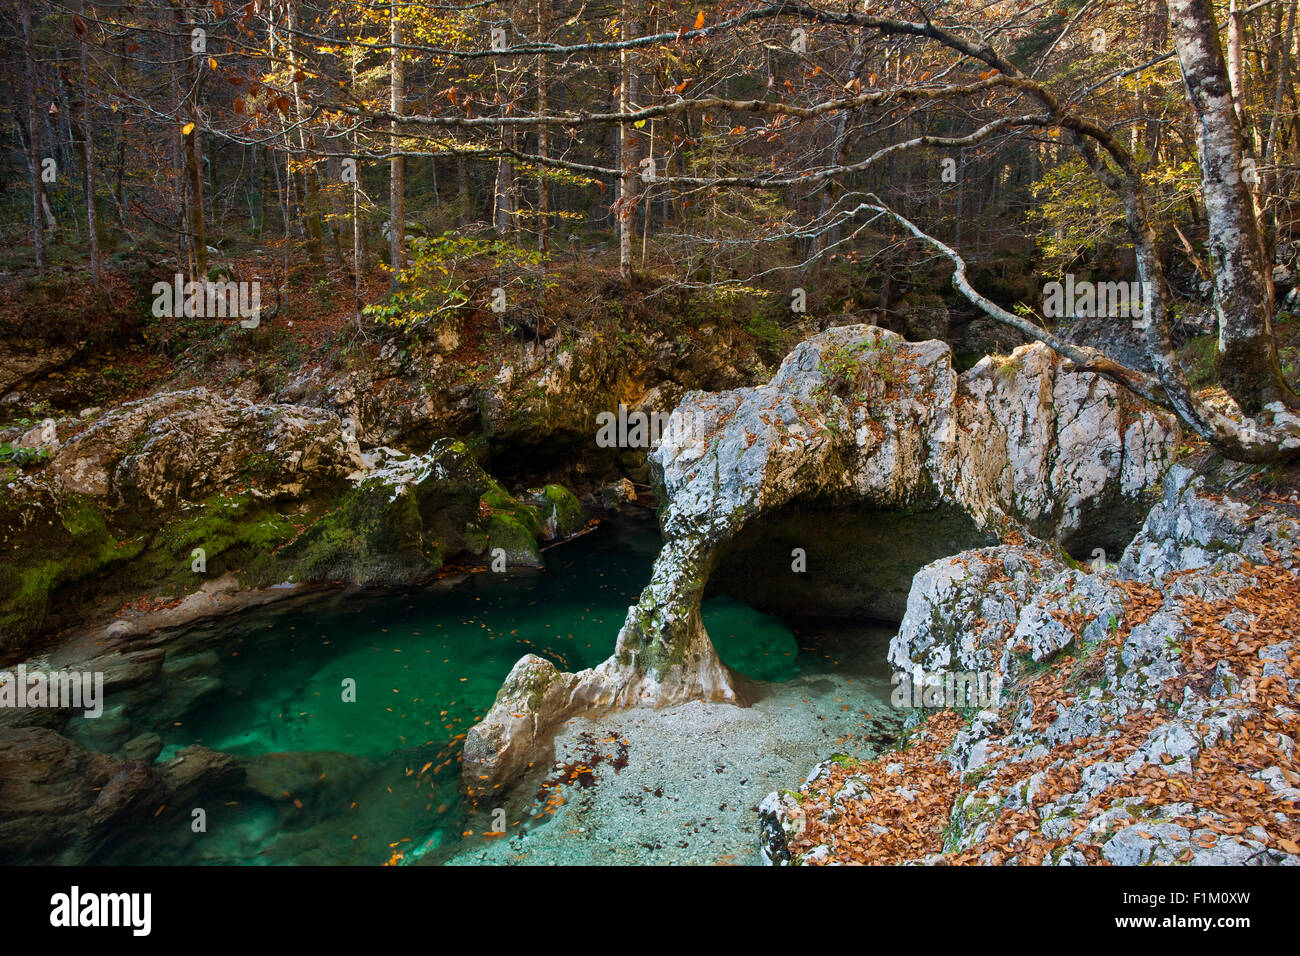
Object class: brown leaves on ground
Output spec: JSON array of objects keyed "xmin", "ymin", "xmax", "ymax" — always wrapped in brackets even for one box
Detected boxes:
[{"xmin": 786, "ymin": 530, "xmax": 1299, "ymax": 866}]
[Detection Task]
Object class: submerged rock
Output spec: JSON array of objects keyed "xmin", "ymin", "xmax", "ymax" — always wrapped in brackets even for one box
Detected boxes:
[
  {"xmin": 241, "ymin": 750, "xmax": 370, "ymax": 802},
  {"xmin": 0, "ymin": 728, "xmax": 243, "ymax": 864}
]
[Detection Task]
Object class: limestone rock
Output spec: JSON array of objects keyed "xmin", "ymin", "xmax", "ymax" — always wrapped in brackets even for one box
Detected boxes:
[
  {"xmin": 48, "ymin": 387, "xmax": 363, "ymax": 510},
  {"xmin": 1120, "ymin": 464, "xmax": 1297, "ymax": 581},
  {"xmin": 468, "ymin": 326, "xmax": 1178, "ymax": 793}
]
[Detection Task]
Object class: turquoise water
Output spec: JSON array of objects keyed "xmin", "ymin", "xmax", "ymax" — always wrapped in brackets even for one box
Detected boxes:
[{"xmin": 99, "ymin": 510, "xmax": 811, "ymax": 865}]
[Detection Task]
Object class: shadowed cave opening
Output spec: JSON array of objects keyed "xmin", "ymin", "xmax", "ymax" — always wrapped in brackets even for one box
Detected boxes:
[
  {"xmin": 698, "ymin": 500, "xmax": 999, "ymax": 685},
  {"xmin": 706, "ymin": 499, "xmax": 1000, "ymax": 626}
]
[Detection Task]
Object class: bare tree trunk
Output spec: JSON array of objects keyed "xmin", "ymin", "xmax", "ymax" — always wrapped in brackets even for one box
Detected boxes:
[
  {"xmin": 537, "ymin": 0, "xmax": 549, "ymax": 257},
  {"xmin": 185, "ymin": 129, "xmax": 206, "ymax": 277},
  {"xmin": 1228, "ymin": 1, "xmax": 1248, "ymax": 132},
  {"xmin": 492, "ymin": 50, "xmax": 516, "ymax": 238},
  {"xmin": 19, "ymin": 0, "xmax": 45, "ymax": 272},
  {"xmin": 1169, "ymin": 0, "xmax": 1297, "ymax": 413},
  {"xmin": 349, "ymin": 49, "xmax": 362, "ymax": 327},
  {"xmin": 1262, "ymin": 0, "xmax": 1297, "ymax": 263},
  {"xmin": 494, "ymin": 142, "xmax": 511, "ymax": 234},
  {"xmin": 1141, "ymin": 0, "xmax": 1169, "ymax": 169},
  {"xmin": 283, "ymin": 0, "xmax": 323, "ymax": 266},
  {"xmin": 617, "ymin": 0, "xmax": 633, "ymax": 279},
  {"xmin": 177, "ymin": 5, "xmax": 206, "ymax": 277},
  {"xmin": 814, "ymin": 44, "xmax": 866, "ymax": 256},
  {"xmin": 457, "ymin": 156, "xmax": 469, "ymax": 227},
  {"xmin": 79, "ymin": 0, "xmax": 99, "ymax": 282},
  {"xmin": 389, "ymin": 0, "xmax": 405, "ymax": 280}
]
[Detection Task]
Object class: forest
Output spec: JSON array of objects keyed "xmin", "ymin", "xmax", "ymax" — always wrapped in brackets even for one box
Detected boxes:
[
  {"xmin": 3, "ymin": 1, "xmax": 1299, "ymax": 445},
  {"xmin": 0, "ymin": 0, "xmax": 1298, "ymax": 885}
]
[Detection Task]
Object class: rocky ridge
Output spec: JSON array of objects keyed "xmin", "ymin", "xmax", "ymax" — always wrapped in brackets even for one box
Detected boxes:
[{"xmin": 0, "ymin": 387, "xmax": 589, "ymax": 656}]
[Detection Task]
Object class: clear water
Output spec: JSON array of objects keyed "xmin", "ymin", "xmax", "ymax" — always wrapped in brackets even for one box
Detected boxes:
[{"xmin": 99, "ymin": 510, "xmax": 818, "ymax": 865}]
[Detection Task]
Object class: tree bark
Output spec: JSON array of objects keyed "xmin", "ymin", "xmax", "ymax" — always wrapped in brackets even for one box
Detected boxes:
[
  {"xmin": 617, "ymin": 0, "xmax": 634, "ymax": 279},
  {"xmin": 1169, "ymin": 0, "xmax": 1297, "ymax": 414},
  {"xmin": 537, "ymin": 0, "xmax": 549, "ymax": 257},
  {"xmin": 389, "ymin": 0, "xmax": 405, "ymax": 280},
  {"xmin": 177, "ymin": 5, "xmax": 206, "ymax": 277},
  {"xmin": 79, "ymin": 0, "xmax": 99, "ymax": 283}
]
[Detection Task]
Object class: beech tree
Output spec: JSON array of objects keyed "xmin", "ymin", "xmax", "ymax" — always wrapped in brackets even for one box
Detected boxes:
[{"xmin": 18, "ymin": 0, "xmax": 45, "ymax": 273}]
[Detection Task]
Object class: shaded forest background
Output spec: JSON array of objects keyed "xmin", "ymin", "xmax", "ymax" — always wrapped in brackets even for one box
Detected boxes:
[{"xmin": 2, "ymin": 0, "xmax": 1300, "ymax": 435}]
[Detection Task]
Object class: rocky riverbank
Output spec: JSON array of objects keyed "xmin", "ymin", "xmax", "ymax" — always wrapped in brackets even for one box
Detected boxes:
[
  {"xmin": 463, "ymin": 325, "xmax": 1179, "ymax": 794},
  {"xmin": 759, "ymin": 464, "xmax": 1300, "ymax": 865},
  {"xmin": 5, "ymin": 319, "xmax": 1296, "ymax": 868}
]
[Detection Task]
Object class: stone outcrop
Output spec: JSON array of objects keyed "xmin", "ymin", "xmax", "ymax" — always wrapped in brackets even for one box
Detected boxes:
[
  {"xmin": 1, "ymin": 393, "xmax": 585, "ymax": 656},
  {"xmin": 762, "ymin": 464, "xmax": 1300, "ymax": 865},
  {"xmin": 0, "ymin": 388, "xmax": 362, "ymax": 648},
  {"xmin": 48, "ymin": 387, "xmax": 364, "ymax": 511},
  {"xmin": 1119, "ymin": 464, "xmax": 1298, "ymax": 581},
  {"xmin": 464, "ymin": 326, "xmax": 1178, "ymax": 795},
  {"xmin": 279, "ymin": 439, "xmax": 553, "ymax": 586},
  {"xmin": 282, "ymin": 311, "xmax": 762, "ymax": 473}
]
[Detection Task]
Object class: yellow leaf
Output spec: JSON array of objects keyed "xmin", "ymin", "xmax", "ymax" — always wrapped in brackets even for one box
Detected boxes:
[
  {"xmin": 182, "ymin": 122, "xmax": 195, "ymax": 135},
  {"xmin": 694, "ymin": 10, "xmax": 706, "ymax": 30},
  {"xmin": 208, "ymin": 57, "xmax": 218, "ymax": 71}
]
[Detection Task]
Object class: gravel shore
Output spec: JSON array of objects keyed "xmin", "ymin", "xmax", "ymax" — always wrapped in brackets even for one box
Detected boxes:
[{"xmin": 441, "ymin": 629, "xmax": 902, "ymax": 866}]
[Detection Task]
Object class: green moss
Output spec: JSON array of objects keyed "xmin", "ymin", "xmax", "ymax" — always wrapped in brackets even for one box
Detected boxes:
[
  {"xmin": 284, "ymin": 482, "xmax": 436, "ymax": 585},
  {"xmin": 155, "ymin": 494, "xmax": 294, "ymax": 556},
  {"xmin": 540, "ymin": 484, "xmax": 585, "ymax": 536},
  {"xmin": 164, "ymin": 495, "xmax": 296, "ymax": 582},
  {"xmin": 481, "ymin": 480, "xmax": 545, "ymax": 540},
  {"xmin": 1177, "ymin": 333, "xmax": 1219, "ymax": 391},
  {"xmin": 0, "ymin": 495, "xmax": 144, "ymax": 647},
  {"xmin": 485, "ymin": 512, "xmax": 542, "ymax": 566}
]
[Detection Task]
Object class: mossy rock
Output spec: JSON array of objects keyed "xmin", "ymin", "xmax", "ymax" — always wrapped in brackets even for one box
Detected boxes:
[
  {"xmin": 484, "ymin": 512, "xmax": 543, "ymax": 568},
  {"xmin": 0, "ymin": 492, "xmax": 145, "ymax": 650},
  {"xmin": 139, "ymin": 493, "xmax": 299, "ymax": 587},
  {"xmin": 0, "ymin": 485, "xmax": 313, "ymax": 653},
  {"xmin": 481, "ymin": 479, "xmax": 545, "ymax": 540},
  {"xmin": 539, "ymin": 484, "xmax": 585, "ymax": 537},
  {"xmin": 281, "ymin": 479, "xmax": 441, "ymax": 586},
  {"xmin": 279, "ymin": 439, "xmax": 552, "ymax": 583}
]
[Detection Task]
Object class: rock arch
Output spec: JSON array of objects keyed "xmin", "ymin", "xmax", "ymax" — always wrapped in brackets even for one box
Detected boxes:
[{"xmin": 462, "ymin": 326, "xmax": 1178, "ymax": 795}]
